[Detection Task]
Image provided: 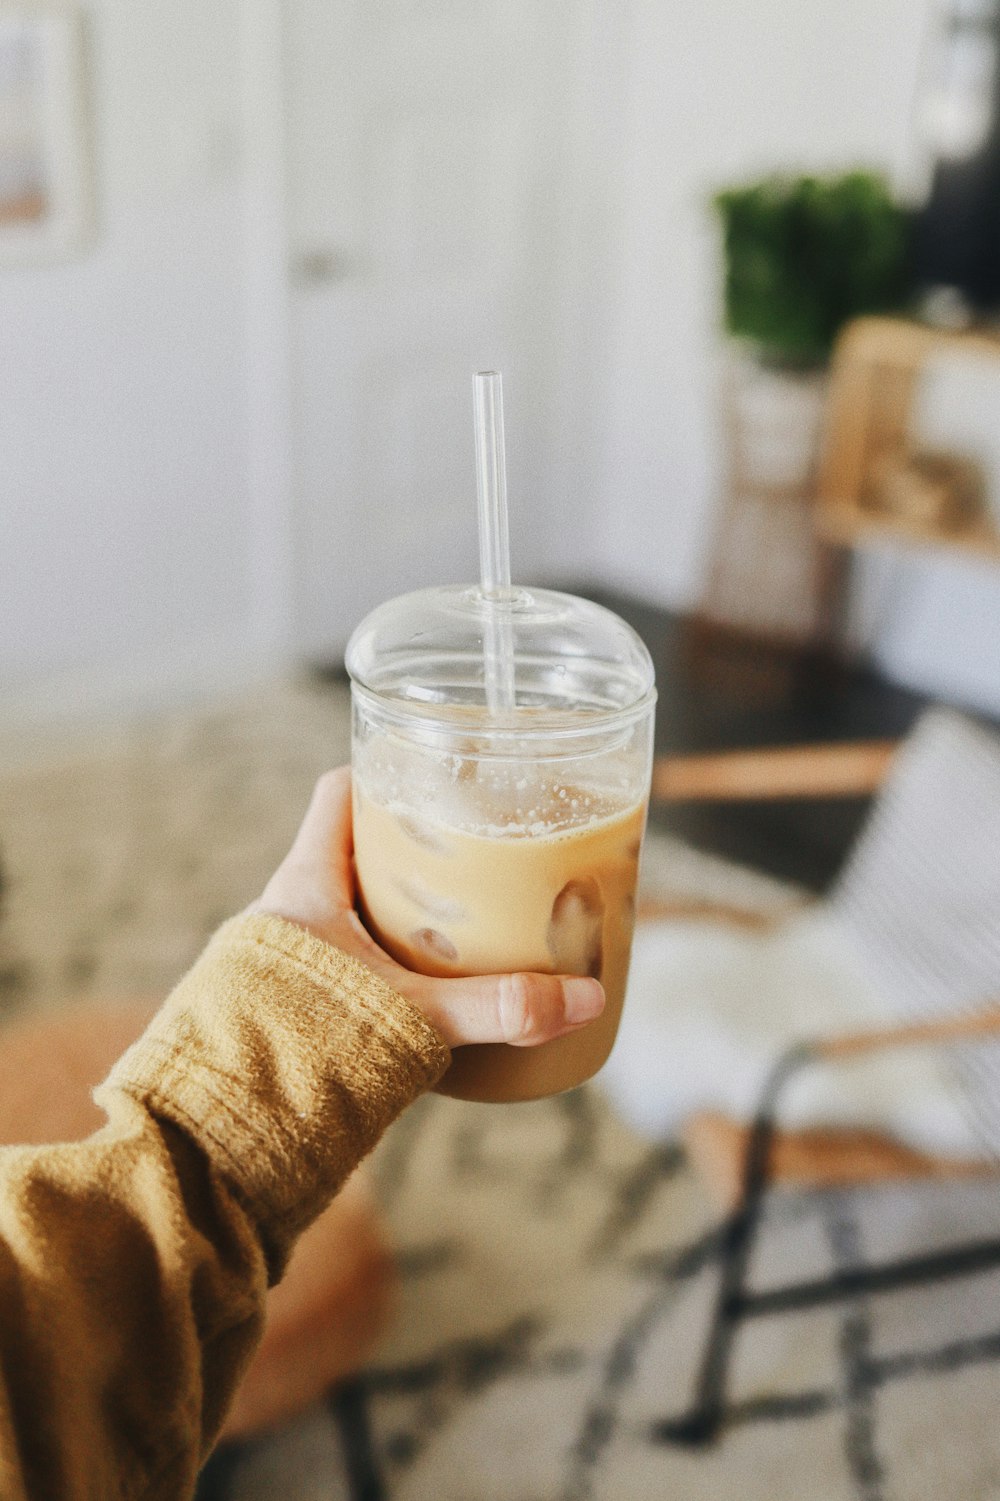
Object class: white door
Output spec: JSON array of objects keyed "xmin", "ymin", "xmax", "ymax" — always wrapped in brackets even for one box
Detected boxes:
[{"xmin": 282, "ymin": 0, "xmax": 611, "ymax": 657}]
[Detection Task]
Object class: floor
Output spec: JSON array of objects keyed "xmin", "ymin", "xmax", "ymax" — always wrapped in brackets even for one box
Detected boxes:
[{"xmin": 2, "ymin": 674, "xmax": 1000, "ymax": 1501}]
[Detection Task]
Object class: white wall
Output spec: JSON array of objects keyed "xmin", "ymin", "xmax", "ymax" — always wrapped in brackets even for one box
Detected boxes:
[
  {"xmin": 849, "ymin": 548, "xmax": 1000, "ymax": 716},
  {"xmin": 0, "ymin": 0, "xmax": 286, "ymax": 723},
  {"xmin": 4, "ymin": 0, "xmax": 998, "ymax": 725}
]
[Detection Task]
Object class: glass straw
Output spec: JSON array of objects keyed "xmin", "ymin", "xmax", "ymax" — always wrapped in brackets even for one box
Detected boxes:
[{"xmin": 474, "ymin": 371, "xmax": 516, "ymax": 713}]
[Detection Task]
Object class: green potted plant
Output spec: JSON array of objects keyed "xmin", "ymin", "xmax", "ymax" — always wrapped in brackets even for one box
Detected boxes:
[
  {"xmin": 714, "ymin": 169, "xmax": 914, "ymax": 369},
  {"xmin": 711, "ymin": 171, "xmax": 914, "ymax": 493}
]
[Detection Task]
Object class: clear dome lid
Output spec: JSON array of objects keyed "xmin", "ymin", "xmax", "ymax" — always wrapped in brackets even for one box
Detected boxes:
[{"xmin": 346, "ymin": 585, "xmax": 655, "ymax": 725}]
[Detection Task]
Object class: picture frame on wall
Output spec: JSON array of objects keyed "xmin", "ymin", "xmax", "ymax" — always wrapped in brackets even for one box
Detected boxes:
[{"xmin": 0, "ymin": 4, "xmax": 91, "ymax": 267}]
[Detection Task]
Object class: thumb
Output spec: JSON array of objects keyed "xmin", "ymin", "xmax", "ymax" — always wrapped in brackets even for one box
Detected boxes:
[{"xmin": 405, "ymin": 970, "xmax": 605, "ymax": 1050}]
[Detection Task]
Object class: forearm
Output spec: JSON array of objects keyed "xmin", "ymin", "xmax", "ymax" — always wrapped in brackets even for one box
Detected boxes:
[{"xmin": 0, "ymin": 914, "xmax": 450, "ymax": 1501}]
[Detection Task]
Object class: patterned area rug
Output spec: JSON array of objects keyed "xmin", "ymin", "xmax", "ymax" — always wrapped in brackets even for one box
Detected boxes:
[{"xmin": 2, "ymin": 678, "xmax": 1000, "ymax": 1501}]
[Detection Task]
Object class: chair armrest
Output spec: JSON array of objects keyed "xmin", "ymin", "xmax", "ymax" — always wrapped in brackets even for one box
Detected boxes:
[
  {"xmin": 818, "ymin": 1004, "xmax": 1000, "ymax": 1062},
  {"xmin": 684, "ymin": 1110, "xmax": 996, "ymax": 1211},
  {"xmin": 635, "ymin": 895, "xmax": 807, "ymax": 933},
  {"xmin": 651, "ymin": 739, "xmax": 899, "ymax": 805}
]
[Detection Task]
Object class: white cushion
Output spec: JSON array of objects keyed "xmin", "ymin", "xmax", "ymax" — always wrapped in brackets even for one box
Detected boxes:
[{"xmin": 601, "ymin": 909, "xmax": 984, "ymax": 1159}]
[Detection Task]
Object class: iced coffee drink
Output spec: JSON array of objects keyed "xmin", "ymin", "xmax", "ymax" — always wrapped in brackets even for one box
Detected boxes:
[
  {"xmin": 347, "ymin": 584, "xmax": 656, "ymax": 1103},
  {"xmin": 353, "ymin": 773, "xmax": 646, "ymax": 1101}
]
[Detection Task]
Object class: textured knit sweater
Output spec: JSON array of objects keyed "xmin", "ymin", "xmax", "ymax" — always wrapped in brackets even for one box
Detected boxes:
[{"xmin": 0, "ymin": 912, "xmax": 452, "ymax": 1501}]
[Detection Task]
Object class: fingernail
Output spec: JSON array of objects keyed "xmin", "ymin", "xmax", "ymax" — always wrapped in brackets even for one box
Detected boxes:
[{"xmin": 564, "ymin": 978, "xmax": 604, "ymax": 1024}]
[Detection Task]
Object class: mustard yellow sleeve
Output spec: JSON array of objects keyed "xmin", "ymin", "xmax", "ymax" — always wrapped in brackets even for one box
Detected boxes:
[{"xmin": 0, "ymin": 913, "xmax": 451, "ymax": 1501}]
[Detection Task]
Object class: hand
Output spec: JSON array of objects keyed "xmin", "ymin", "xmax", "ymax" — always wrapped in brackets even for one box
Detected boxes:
[{"xmin": 248, "ymin": 768, "xmax": 605, "ymax": 1050}]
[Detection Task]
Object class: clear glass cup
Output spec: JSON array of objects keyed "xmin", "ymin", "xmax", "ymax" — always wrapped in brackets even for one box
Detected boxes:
[{"xmin": 346, "ymin": 584, "xmax": 656, "ymax": 1103}]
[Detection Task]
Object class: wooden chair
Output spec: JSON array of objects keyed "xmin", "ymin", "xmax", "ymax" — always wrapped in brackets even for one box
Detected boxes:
[
  {"xmin": 643, "ymin": 718, "xmax": 1000, "ymax": 1448},
  {"xmin": 644, "ymin": 724, "xmax": 1000, "ymax": 1209}
]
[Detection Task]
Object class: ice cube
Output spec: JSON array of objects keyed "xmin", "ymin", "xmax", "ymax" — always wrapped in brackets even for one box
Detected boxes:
[
  {"xmin": 395, "ymin": 811, "xmax": 451, "ymax": 854},
  {"xmin": 410, "ymin": 928, "xmax": 460, "ymax": 965},
  {"xmin": 396, "ymin": 877, "xmax": 467, "ymax": 925},
  {"xmin": 547, "ymin": 877, "xmax": 604, "ymax": 980}
]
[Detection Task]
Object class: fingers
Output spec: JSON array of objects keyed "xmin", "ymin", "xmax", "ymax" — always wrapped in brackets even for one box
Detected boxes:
[
  {"xmin": 251, "ymin": 768, "xmax": 355, "ymax": 936},
  {"xmin": 406, "ymin": 970, "xmax": 605, "ymax": 1051},
  {"xmin": 253, "ymin": 767, "xmax": 607, "ymax": 1055},
  {"xmin": 287, "ymin": 767, "xmax": 354, "ymax": 882}
]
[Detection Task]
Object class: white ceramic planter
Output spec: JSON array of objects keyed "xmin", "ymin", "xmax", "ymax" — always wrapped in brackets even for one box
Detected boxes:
[{"xmin": 727, "ymin": 346, "xmax": 828, "ymax": 491}]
